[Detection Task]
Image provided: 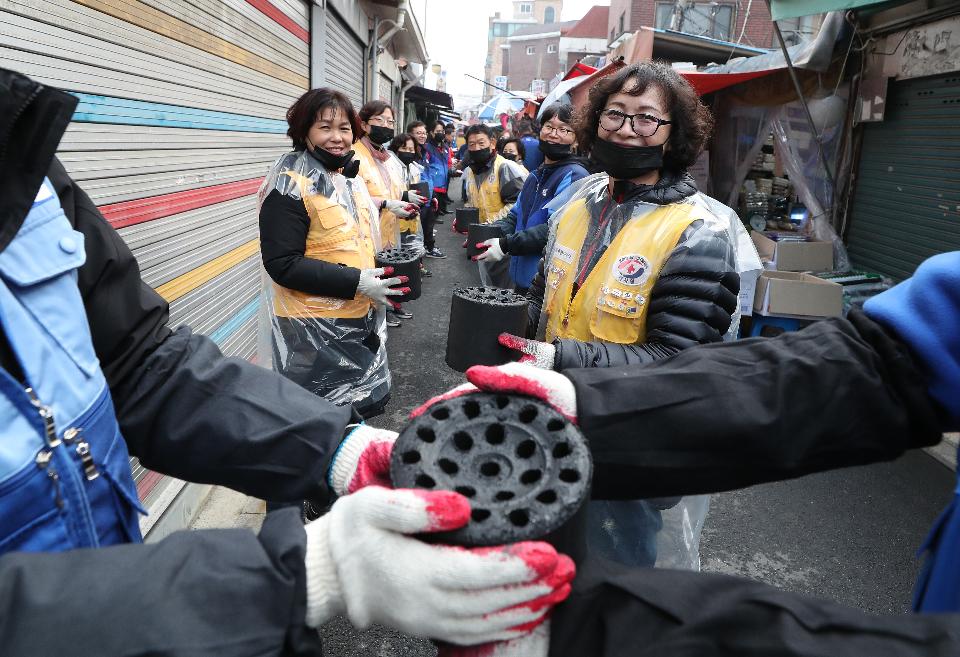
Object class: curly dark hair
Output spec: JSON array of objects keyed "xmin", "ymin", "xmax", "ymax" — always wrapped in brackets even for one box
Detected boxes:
[
  {"xmin": 286, "ymin": 88, "xmax": 362, "ymax": 150},
  {"xmin": 576, "ymin": 62, "xmax": 713, "ymax": 172}
]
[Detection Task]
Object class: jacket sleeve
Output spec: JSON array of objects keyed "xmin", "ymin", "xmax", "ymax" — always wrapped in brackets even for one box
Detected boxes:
[
  {"xmin": 503, "ymin": 221, "xmax": 550, "ymax": 257},
  {"xmin": 525, "ymin": 256, "xmax": 548, "ymax": 336},
  {"xmin": 550, "ymin": 558, "xmax": 960, "ymax": 657},
  {"xmin": 0, "ymin": 509, "xmax": 324, "ymax": 656},
  {"xmin": 563, "ymin": 310, "xmax": 946, "ymax": 500},
  {"xmin": 553, "ymin": 219, "xmax": 739, "ymax": 370},
  {"xmin": 51, "ymin": 160, "xmax": 353, "ymax": 505},
  {"xmin": 259, "ymin": 189, "xmax": 361, "ymax": 300}
]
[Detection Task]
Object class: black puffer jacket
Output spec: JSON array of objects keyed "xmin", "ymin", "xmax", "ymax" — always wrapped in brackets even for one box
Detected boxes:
[{"xmin": 527, "ymin": 171, "xmax": 740, "ymax": 370}]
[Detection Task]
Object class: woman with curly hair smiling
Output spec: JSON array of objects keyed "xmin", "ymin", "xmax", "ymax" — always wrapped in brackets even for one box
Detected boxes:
[{"xmin": 499, "ymin": 61, "xmax": 761, "ymax": 570}]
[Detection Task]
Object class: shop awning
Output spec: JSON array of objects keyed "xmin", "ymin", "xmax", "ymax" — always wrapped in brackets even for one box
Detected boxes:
[
  {"xmin": 537, "ymin": 58, "xmax": 627, "ymax": 118},
  {"xmin": 562, "ymin": 62, "xmax": 598, "ymax": 80},
  {"xmin": 769, "ymin": 0, "xmax": 901, "ymax": 21},
  {"xmin": 681, "ymin": 69, "xmax": 781, "ymax": 95},
  {"xmin": 405, "ymin": 85, "xmax": 455, "ymax": 110}
]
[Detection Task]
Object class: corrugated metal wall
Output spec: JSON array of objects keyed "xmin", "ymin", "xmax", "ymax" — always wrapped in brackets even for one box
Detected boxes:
[
  {"xmin": 325, "ymin": 7, "xmax": 365, "ymax": 107},
  {"xmin": 0, "ymin": 0, "xmax": 309, "ymax": 532},
  {"xmin": 846, "ymin": 72, "xmax": 960, "ymax": 281}
]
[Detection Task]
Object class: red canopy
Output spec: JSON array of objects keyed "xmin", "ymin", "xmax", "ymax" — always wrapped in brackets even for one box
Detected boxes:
[
  {"xmin": 680, "ymin": 69, "xmax": 779, "ymax": 96},
  {"xmin": 562, "ymin": 62, "xmax": 598, "ymax": 81}
]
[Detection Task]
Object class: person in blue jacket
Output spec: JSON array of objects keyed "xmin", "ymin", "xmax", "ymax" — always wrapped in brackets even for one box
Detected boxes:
[{"xmin": 475, "ymin": 104, "xmax": 589, "ymax": 293}]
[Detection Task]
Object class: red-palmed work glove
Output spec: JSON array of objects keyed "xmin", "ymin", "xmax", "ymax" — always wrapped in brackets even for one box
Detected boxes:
[
  {"xmin": 498, "ymin": 333, "xmax": 556, "ymax": 370},
  {"xmin": 473, "ymin": 238, "xmax": 506, "ymax": 263},
  {"xmin": 328, "ymin": 424, "xmax": 398, "ymax": 496},
  {"xmin": 303, "ymin": 487, "xmax": 576, "ymax": 645},
  {"xmin": 384, "ymin": 199, "xmax": 419, "ymax": 218},
  {"xmin": 466, "ymin": 362, "xmax": 577, "ymax": 424},
  {"xmin": 357, "ymin": 267, "xmax": 409, "ymax": 310},
  {"xmin": 402, "ymin": 190, "xmax": 427, "ymax": 206}
]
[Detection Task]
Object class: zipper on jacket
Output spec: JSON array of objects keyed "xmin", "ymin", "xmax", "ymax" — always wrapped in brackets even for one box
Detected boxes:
[
  {"xmin": 35, "ymin": 451, "xmax": 64, "ymax": 510},
  {"xmin": 63, "ymin": 427, "xmax": 99, "ymax": 481},
  {"xmin": 25, "ymin": 387, "xmax": 61, "ymax": 448}
]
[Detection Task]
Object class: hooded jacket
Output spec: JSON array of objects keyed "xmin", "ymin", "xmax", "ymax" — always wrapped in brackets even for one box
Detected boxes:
[{"xmin": 0, "ymin": 68, "xmax": 347, "ymax": 656}]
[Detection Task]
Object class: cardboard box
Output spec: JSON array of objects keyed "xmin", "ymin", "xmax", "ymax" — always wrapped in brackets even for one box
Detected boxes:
[
  {"xmin": 753, "ymin": 271, "xmax": 843, "ymax": 318},
  {"xmin": 738, "ymin": 268, "xmax": 761, "ymax": 317},
  {"xmin": 751, "ymin": 232, "xmax": 834, "ymax": 272}
]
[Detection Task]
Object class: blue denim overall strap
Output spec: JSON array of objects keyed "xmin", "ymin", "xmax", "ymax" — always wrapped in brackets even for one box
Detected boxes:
[{"xmin": 0, "ymin": 178, "xmax": 145, "ymax": 555}]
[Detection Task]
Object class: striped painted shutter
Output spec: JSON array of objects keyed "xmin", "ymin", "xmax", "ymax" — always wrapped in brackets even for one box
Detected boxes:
[{"xmin": 0, "ymin": 0, "xmax": 310, "ymax": 535}]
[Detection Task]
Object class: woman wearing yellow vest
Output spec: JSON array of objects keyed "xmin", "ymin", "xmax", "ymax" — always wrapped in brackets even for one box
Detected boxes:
[
  {"xmin": 259, "ymin": 89, "xmax": 408, "ymax": 418},
  {"xmin": 463, "ymin": 124, "xmax": 528, "ymax": 288},
  {"xmin": 500, "ymin": 62, "xmax": 762, "ymax": 571},
  {"xmin": 354, "ymin": 101, "xmax": 424, "ymax": 327}
]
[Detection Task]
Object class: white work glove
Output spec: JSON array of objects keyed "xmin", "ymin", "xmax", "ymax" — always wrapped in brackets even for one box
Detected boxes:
[
  {"xmin": 474, "ymin": 237, "xmax": 506, "ymax": 263},
  {"xmin": 357, "ymin": 267, "xmax": 408, "ymax": 309},
  {"xmin": 303, "ymin": 487, "xmax": 576, "ymax": 645},
  {"xmin": 384, "ymin": 199, "xmax": 419, "ymax": 218},
  {"xmin": 327, "ymin": 424, "xmax": 398, "ymax": 496},
  {"xmin": 498, "ymin": 333, "xmax": 557, "ymax": 370},
  {"xmin": 402, "ymin": 190, "xmax": 427, "ymax": 206}
]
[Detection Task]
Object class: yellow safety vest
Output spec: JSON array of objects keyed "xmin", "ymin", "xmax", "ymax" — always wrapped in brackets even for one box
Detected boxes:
[
  {"xmin": 468, "ymin": 155, "xmax": 510, "ymax": 223},
  {"xmin": 355, "ymin": 140, "xmax": 402, "ymax": 249},
  {"xmin": 272, "ymin": 171, "xmax": 377, "ymax": 319},
  {"xmin": 543, "ymin": 199, "xmax": 698, "ymax": 344}
]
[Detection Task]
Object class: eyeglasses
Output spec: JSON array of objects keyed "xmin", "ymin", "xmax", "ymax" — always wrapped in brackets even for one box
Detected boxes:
[
  {"xmin": 541, "ymin": 124, "xmax": 575, "ymax": 138},
  {"xmin": 598, "ymin": 109, "xmax": 671, "ymax": 137},
  {"xmin": 368, "ymin": 115, "xmax": 395, "ymax": 127}
]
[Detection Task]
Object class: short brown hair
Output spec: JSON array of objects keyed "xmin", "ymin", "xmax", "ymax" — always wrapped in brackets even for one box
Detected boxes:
[
  {"xmin": 286, "ymin": 88, "xmax": 363, "ymax": 150},
  {"xmin": 576, "ymin": 62, "xmax": 713, "ymax": 172},
  {"xmin": 358, "ymin": 100, "xmax": 395, "ymax": 125}
]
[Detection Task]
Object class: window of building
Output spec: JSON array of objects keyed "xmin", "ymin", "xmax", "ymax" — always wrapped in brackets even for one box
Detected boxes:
[
  {"xmin": 610, "ymin": 27, "xmax": 616, "ymax": 43},
  {"xmin": 544, "ymin": 6, "xmax": 555, "ymax": 23},
  {"xmin": 655, "ymin": 2, "xmax": 735, "ymax": 41},
  {"xmin": 547, "ymin": 43, "xmax": 557, "ymax": 53},
  {"xmin": 619, "ymin": 11, "xmax": 625, "ymax": 35},
  {"xmin": 518, "ymin": 2, "xmax": 532, "ymax": 15},
  {"xmin": 526, "ymin": 45, "xmax": 536, "ymax": 55}
]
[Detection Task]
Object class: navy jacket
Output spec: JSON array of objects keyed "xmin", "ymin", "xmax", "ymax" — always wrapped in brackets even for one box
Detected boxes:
[{"xmin": 491, "ymin": 157, "xmax": 589, "ymax": 288}]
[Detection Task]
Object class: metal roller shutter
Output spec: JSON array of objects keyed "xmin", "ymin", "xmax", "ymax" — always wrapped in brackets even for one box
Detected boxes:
[
  {"xmin": 0, "ymin": 0, "xmax": 310, "ymax": 536},
  {"xmin": 325, "ymin": 9, "xmax": 366, "ymax": 108},
  {"xmin": 379, "ymin": 73, "xmax": 395, "ymax": 105},
  {"xmin": 846, "ymin": 72, "xmax": 960, "ymax": 281}
]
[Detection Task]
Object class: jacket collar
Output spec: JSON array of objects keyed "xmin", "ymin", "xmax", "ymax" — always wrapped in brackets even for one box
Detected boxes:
[
  {"xmin": 609, "ymin": 169, "xmax": 698, "ymax": 206},
  {"xmin": 0, "ymin": 69, "xmax": 78, "ymax": 254}
]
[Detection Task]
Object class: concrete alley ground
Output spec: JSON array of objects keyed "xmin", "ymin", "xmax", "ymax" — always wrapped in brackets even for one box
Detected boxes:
[{"xmin": 191, "ymin": 184, "xmax": 956, "ymax": 656}]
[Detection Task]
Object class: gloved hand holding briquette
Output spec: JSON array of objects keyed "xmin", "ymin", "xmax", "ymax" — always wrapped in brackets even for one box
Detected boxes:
[{"xmin": 357, "ymin": 267, "xmax": 409, "ymax": 310}]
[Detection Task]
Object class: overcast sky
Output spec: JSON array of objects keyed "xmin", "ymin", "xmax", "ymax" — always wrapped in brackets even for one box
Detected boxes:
[{"xmin": 421, "ymin": 0, "xmax": 609, "ymax": 109}]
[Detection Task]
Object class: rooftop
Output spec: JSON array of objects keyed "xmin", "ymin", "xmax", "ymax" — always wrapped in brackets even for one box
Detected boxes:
[
  {"xmin": 509, "ymin": 19, "xmax": 578, "ymax": 38},
  {"xmin": 564, "ymin": 5, "xmax": 610, "ymax": 39}
]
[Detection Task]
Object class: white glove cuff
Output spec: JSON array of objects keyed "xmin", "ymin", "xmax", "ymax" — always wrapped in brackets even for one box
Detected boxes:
[
  {"xmin": 304, "ymin": 518, "xmax": 346, "ymax": 627},
  {"xmin": 328, "ymin": 425, "xmax": 373, "ymax": 496}
]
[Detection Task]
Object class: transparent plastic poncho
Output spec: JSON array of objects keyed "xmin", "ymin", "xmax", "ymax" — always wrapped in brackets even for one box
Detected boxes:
[
  {"xmin": 540, "ymin": 173, "xmax": 762, "ymax": 571},
  {"xmin": 399, "ymin": 159, "xmax": 426, "ymax": 255},
  {"xmin": 256, "ymin": 150, "xmax": 391, "ymax": 414}
]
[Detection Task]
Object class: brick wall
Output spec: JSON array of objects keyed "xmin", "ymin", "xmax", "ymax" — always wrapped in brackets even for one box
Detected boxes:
[
  {"xmin": 621, "ymin": 1, "xmax": 773, "ymax": 48},
  {"xmin": 508, "ymin": 35, "xmax": 564, "ymax": 93},
  {"xmin": 607, "ymin": 0, "xmax": 633, "ymax": 42}
]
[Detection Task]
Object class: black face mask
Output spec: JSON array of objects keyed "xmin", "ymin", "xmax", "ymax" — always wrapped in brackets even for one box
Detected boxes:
[
  {"xmin": 432, "ymin": 133, "xmax": 445, "ymax": 145},
  {"xmin": 368, "ymin": 125, "xmax": 394, "ymax": 144},
  {"xmin": 396, "ymin": 151, "xmax": 417, "ymax": 166},
  {"xmin": 538, "ymin": 140, "xmax": 573, "ymax": 160},
  {"xmin": 590, "ymin": 138, "xmax": 663, "ymax": 180},
  {"xmin": 309, "ymin": 145, "xmax": 359, "ymax": 178},
  {"xmin": 468, "ymin": 148, "xmax": 492, "ymax": 173},
  {"xmin": 501, "ymin": 152, "xmax": 518, "ymax": 162}
]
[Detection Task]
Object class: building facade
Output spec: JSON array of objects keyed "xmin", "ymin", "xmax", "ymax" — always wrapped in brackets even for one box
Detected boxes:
[
  {"xmin": 483, "ymin": 0, "xmax": 563, "ymax": 99},
  {"xmin": 607, "ymin": 0, "xmax": 774, "ymax": 49}
]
